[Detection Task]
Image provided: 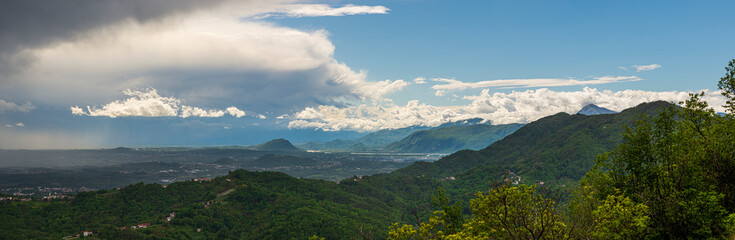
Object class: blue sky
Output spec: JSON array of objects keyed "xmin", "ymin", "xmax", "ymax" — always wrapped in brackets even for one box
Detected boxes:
[{"xmin": 0, "ymin": 0, "xmax": 733, "ymax": 149}]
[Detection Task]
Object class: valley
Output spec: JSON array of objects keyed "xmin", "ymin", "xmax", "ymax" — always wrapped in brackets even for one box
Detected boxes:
[{"xmin": 0, "ymin": 101, "xmax": 695, "ymax": 239}]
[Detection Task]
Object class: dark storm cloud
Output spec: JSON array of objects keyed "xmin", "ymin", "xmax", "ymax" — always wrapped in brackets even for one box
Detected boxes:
[{"xmin": 0, "ymin": 0, "xmax": 227, "ymax": 75}]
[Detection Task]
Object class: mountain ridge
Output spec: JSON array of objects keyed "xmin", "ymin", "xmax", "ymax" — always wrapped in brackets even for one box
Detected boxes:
[
  {"xmin": 384, "ymin": 123, "xmax": 523, "ymax": 153},
  {"xmin": 395, "ymin": 101, "xmax": 675, "ymax": 185}
]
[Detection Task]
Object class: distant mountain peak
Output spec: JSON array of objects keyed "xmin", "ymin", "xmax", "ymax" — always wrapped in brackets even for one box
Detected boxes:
[
  {"xmin": 577, "ymin": 104, "xmax": 617, "ymax": 115},
  {"xmin": 254, "ymin": 138, "xmax": 303, "ymax": 152},
  {"xmin": 435, "ymin": 118, "xmax": 486, "ymax": 128}
]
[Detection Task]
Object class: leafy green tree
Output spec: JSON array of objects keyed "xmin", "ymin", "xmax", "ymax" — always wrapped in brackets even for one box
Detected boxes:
[
  {"xmin": 387, "ymin": 188, "xmax": 465, "ymax": 240},
  {"xmin": 590, "ymin": 194, "xmax": 649, "ymax": 239},
  {"xmin": 430, "ymin": 188, "xmax": 464, "ymax": 235},
  {"xmin": 389, "ymin": 183, "xmax": 568, "ymax": 240},
  {"xmin": 719, "ymin": 59, "xmax": 735, "ymax": 113},
  {"xmin": 456, "ymin": 183, "xmax": 568, "ymax": 240},
  {"xmin": 574, "ymin": 59, "xmax": 735, "ymax": 239}
]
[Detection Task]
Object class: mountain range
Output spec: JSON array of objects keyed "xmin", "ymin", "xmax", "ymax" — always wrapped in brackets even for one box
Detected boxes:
[
  {"xmin": 384, "ymin": 123, "xmax": 523, "ymax": 153},
  {"xmin": 397, "ymin": 101, "xmax": 671, "ymax": 184},
  {"xmin": 298, "ymin": 125, "xmax": 430, "ymax": 152},
  {"xmin": 297, "ymin": 118, "xmax": 523, "ymax": 153},
  {"xmin": 0, "ymin": 101, "xmax": 676, "ymax": 239}
]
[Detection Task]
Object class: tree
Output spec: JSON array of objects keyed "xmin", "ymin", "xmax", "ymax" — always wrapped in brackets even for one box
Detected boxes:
[
  {"xmin": 573, "ymin": 59, "xmax": 735, "ymax": 239},
  {"xmin": 718, "ymin": 59, "xmax": 735, "ymax": 113},
  {"xmin": 590, "ymin": 194, "xmax": 649, "ymax": 240},
  {"xmin": 456, "ymin": 183, "xmax": 568, "ymax": 240},
  {"xmin": 388, "ymin": 183, "xmax": 568, "ymax": 240}
]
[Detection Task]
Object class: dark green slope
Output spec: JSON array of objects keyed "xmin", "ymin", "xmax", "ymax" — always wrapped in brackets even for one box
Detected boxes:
[
  {"xmin": 384, "ymin": 123, "xmax": 523, "ymax": 153},
  {"xmin": 254, "ymin": 138, "xmax": 303, "ymax": 152},
  {"xmin": 395, "ymin": 101, "xmax": 674, "ymax": 185},
  {"xmin": 0, "ymin": 170, "xmax": 401, "ymax": 239}
]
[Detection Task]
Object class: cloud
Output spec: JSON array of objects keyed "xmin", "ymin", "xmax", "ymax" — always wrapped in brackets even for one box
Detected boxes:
[
  {"xmin": 353, "ymin": 79, "xmax": 409, "ymax": 101},
  {"xmin": 414, "ymin": 77, "xmax": 427, "ymax": 84},
  {"xmin": 633, "ymin": 64, "xmax": 661, "ymax": 72},
  {"xmin": 226, "ymin": 107, "xmax": 246, "ymax": 118},
  {"xmin": 431, "ymin": 76, "xmax": 641, "ymax": 90},
  {"xmin": 70, "ymin": 106, "xmax": 85, "ymax": 116},
  {"xmin": 0, "ymin": 0, "xmax": 241, "ymax": 76},
  {"xmin": 2, "ymin": 1, "xmax": 398, "ymax": 114},
  {"xmin": 181, "ymin": 106, "xmax": 225, "ymax": 118},
  {"xmin": 72, "ymin": 88, "xmax": 247, "ymax": 118},
  {"xmin": 258, "ymin": 114, "xmax": 267, "ymax": 119},
  {"xmin": 254, "ymin": 4, "xmax": 389, "ymax": 19},
  {"xmin": 4, "ymin": 122, "xmax": 26, "ymax": 128},
  {"xmin": 435, "ymin": 90, "xmax": 446, "ymax": 97},
  {"xmin": 0, "ymin": 99, "xmax": 35, "ymax": 113},
  {"xmin": 276, "ymin": 114, "xmax": 289, "ymax": 119},
  {"xmin": 75, "ymin": 88, "xmax": 180, "ymax": 118},
  {"xmin": 289, "ymin": 87, "xmax": 728, "ymax": 132}
]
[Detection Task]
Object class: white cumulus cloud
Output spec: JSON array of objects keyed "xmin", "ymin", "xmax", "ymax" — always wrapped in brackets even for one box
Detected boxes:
[
  {"xmin": 414, "ymin": 77, "xmax": 427, "ymax": 84},
  {"xmin": 181, "ymin": 106, "xmax": 225, "ymax": 118},
  {"xmin": 71, "ymin": 88, "xmax": 249, "ymax": 118},
  {"xmin": 77, "ymin": 89, "xmax": 180, "ymax": 118},
  {"xmin": 289, "ymin": 87, "xmax": 728, "ymax": 132},
  {"xmin": 226, "ymin": 107, "xmax": 246, "ymax": 118},
  {"xmin": 354, "ymin": 79, "xmax": 409, "ymax": 102},
  {"xmin": 633, "ymin": 64, "xmax": 662, "ymax": 72}
]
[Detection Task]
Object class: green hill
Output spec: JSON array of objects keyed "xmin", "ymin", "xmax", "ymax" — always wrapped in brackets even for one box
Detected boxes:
[
  {"xmin": 0, "ymin": 170, "xmax": 401, "ymax": 239},
  {"xmin": 384, "ymin": 123, "xmax": 523, "ymax": 153},
  {"xmin": 253, "ymin": 138, "xmax": 303, "ymax": 152},
  {"xmin": 395, "ymin": 101, "xmax": 674, "ymax": 186}
]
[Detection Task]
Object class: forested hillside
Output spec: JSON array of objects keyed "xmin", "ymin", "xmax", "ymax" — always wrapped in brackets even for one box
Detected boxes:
[
  {"xmin": 384, "ymin": 123, "xmax": 523, "ymax": 153},
  {"xmin": 386, "ymin": 60, "xmax": 735, "ymax": 239},
  {"xmin": 396, "ymin": 101, "xmax": 672, "ymax": 185}
]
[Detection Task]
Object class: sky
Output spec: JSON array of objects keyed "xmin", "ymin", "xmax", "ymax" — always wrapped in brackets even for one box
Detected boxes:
[{"xmin": 1, "ymin": 0, "xmax": 734, "ymax": 149}]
